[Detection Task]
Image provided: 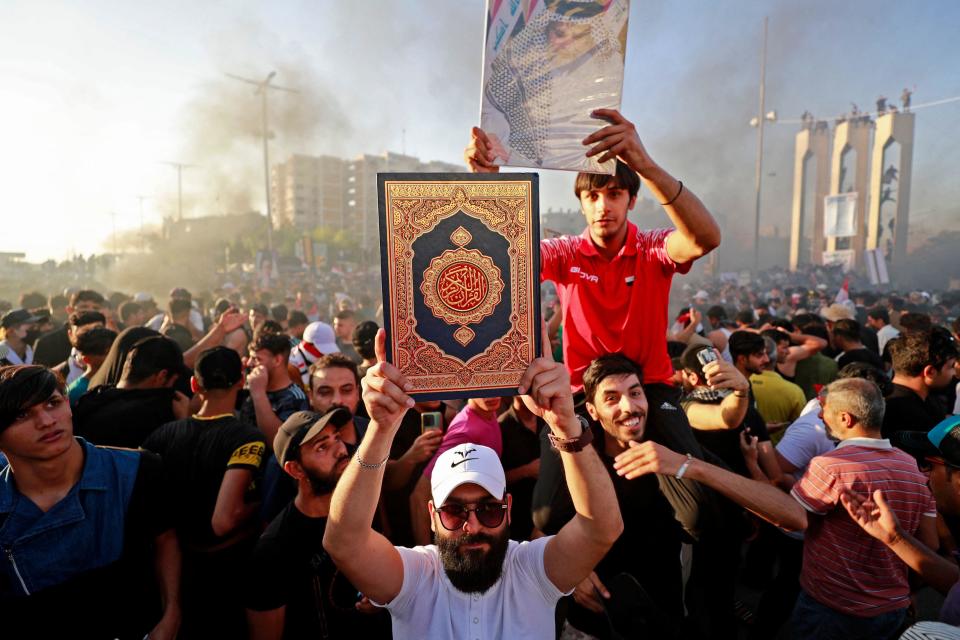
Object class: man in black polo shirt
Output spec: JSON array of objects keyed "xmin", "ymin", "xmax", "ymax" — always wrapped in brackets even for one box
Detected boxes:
[
  {"xmin": 142, "ymin": 347, "xmax": 266, "ymax": 639},
  {"xmin": 884, "ymin": 328, "xmax": 958, "ymax": 439},
  {"xmin": 499, "ymin": 396, "xmax": 544, "ymax": 541},
  {"xmin": 245, "ymin": 409, "xmax": 390, "ymax": 638},
  {"xmin": 535, "ymin": 355, "xmax": 689, "ymax": 639}
]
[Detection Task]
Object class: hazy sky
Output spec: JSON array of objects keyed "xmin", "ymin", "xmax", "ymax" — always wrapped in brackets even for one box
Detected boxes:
[{"xmin": 3, "ymin": 0, "xmax": 958, "ymax": 263}]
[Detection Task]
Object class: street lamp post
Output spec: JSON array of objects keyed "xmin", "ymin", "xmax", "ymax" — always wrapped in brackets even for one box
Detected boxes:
[
  {"xmin": 225, "ymin": 71, "xmax": 299, "ymax": 255},
  {"xmin": 749, "ymin": 17, "xmax": 777, "ymax": 275}
]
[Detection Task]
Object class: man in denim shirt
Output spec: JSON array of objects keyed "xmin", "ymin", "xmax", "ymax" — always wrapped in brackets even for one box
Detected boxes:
[{"xmin": 0, "ymin": 365, "xmax": 181, "ymax": 638}]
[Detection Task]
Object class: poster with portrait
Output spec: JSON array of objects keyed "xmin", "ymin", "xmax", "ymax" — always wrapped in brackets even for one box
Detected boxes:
[
  {"xmin": 480, "ymin": 0, "xmax": 630, "ymax": 174},
  {"xmin": 378, "ymin": 173, "xmax": 541, "ymax": 401}
]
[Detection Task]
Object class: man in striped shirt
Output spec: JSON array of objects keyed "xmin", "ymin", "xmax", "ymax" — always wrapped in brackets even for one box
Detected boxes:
[{"xmin": 614, "ymin": 377, "xmax": 938, "ymax": 639}]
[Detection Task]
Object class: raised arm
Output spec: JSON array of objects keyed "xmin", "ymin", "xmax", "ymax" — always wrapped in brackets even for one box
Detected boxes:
[
  {"xmin": 840, "ymin": 488, "xmax": 957, "ymax": 594},
  {"xmin": 583, "ymin": 108, "xmax": 721, "ymax": 264},
  {"xmin": 785, "ymin": 328, "xmax": 828, "ymax": 362},
  {"xmin": 518, "ymin": 331, "xmax": 623, "ymax": 593},
  {"xmin": 323, "ymin": 329, "xmax": 409, "ymax": 605},
  {"xmin": 182, "ymin": 310, "xmax": 247, "ymax": 369},
  {"xmin": 614, "ymin": 440, "xmax": 808, "ymax": 532},
  {"xmin": 684, "ymin": 358, "xmax": 750, "ymax": 431}
]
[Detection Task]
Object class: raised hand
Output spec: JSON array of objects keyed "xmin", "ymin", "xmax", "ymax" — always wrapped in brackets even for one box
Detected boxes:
[
  {"xmin": 464, "ymin": 127, "xmax": 501, "ymax": 173},
  {"xmin": 839, "ymin": 488, "xmax": 904, "ymax": 547},
  {"xmin": 613, "ymin": 440, "xmax": 688, "ymax": 480},
  {"xmin": 361, "ymin": 329, "xmax": 414, "ymax": 432},
  {"xmin": 582, "ymin": 108, "xmax": 654, "ymax": 172},
  {"xmin": 517, "ymin": 322, "xmax": 576, "ymax": 435}
]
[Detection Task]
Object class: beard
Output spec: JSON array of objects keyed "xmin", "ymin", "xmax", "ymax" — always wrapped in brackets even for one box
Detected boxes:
[
  {"xmin": 436, "ymin": 527, "xmax": 510, "ymax": 594},
  {"xmin": 304, "ymin": 457, "xmax": 347, "ymax": 496}
]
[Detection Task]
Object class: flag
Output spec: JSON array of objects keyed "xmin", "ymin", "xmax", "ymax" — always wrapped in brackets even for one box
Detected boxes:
[{"xmin": 834, "ymin": 277, "xmax": 850, "ymax": 304}]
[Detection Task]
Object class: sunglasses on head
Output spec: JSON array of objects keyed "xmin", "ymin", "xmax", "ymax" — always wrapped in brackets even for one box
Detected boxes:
[{"xmin": 436, "ymin": 502, "xmax": 508, "ymax": 531}]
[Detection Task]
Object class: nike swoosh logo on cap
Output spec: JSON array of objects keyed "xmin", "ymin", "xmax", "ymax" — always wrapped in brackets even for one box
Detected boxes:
[{"xmin": 451, "ymin": 457, "xmax": 477, "ymax": 468}]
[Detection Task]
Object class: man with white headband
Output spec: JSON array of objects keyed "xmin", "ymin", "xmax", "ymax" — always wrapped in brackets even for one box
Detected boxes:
[{"xmin": 323, "ymin": 329, "xmax": 623, "ymax": 639}]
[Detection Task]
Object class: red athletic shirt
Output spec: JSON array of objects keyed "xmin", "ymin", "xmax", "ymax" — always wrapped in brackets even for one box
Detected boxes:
[{"xmin": 541, "ymin": 224, "xmax": 691, "ymax": 391}]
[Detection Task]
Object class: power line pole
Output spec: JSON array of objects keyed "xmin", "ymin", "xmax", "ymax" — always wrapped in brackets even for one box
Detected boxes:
[
  {"xmin": 160, "ymin": 161, "xmax": 195, "ymax": 222},
  {"xmin": 225, "ymin": 71, "xmax": 299, "ymax": 255},
  {"xmin": 752, "ymin": 17, "xmax": 769, "ymax": 274}
]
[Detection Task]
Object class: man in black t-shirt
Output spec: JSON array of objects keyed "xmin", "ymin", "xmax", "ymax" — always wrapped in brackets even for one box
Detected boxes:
[
  {"xmin": 499, "ymin": 396, "xmax": 544, "ymax": 541},
  {"xmin": 885, "ymin": 328, "xmax": 958, "ymax": 439},
  {"xmin": 142, "ymin": 347, "xmax": 265, "ymax": 638},
  {"xmin": 241, "ymin": 331, "xmax": 309, "ymax": 443},
  {"xmin": 75, "ymin": 334, "xmax": 190, "ymax": 447},
  {"xmin": 246, "ymin": 408, "xmax": 390, "ymax": 639}
]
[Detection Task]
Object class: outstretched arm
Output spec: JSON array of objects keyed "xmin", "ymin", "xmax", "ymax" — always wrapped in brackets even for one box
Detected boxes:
[
  {"xmin": 583, "ymin": 109, "xmax": 721, "ymax": 264},
  {"xmin": 840, "ymin": 488, "xmax": 956, "ymax": 595},
  {"xmin": 323, "ymin": 329, "xmax": 409, "ymax": 605},
  {"xmin": 613, "ymin": 440, "xmax": 808, "ymax": 532},
  {"xmin": 182, "ymin": 309, "xmax": 247, "ymax": 369}
]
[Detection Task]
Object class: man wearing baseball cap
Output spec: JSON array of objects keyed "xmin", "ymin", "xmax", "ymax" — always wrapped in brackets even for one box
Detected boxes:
[
  {"xmin": 323, "ymin": 329, "xmax": 622, "ymax": 638},
  {"xmin": 290, "ymin": 321, "xmax": 340, "ymax": 386},
  {"xmin": 246, "ymin": 408, "xmax": 390, "ymax": 637},
  {"xmin": 0, "ymin": 309, "xmax": 40, "ymax": 365}
]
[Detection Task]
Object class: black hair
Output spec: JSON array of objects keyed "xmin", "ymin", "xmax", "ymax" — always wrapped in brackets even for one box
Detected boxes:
[
  {"xmin": 734, "ymin": 310, "xmax": 755, "ymax": 326},
  {"xmin": 168, "ymin": 298, "xmax": 192, "ymax": 317},
  {"xmin": 706, "ymin": 305, "xmax": 727, "ymax": 321},
  {"xmin": 837, "ymin": 362, "xmax": 893, "ymax": 396},
  {"xmin": 352, "ymin": 320, "xmax": 379, "ymax": 360},
  {"xmin": 258, "ymin": 320, "xmax": 285, "ymax": 336},
  {"xmin": 899, "ymin": 313, "xmax": 932, "ymax": 334},
  {"xmin": 866, "ymin": 306, "xmax": 890, "ymax": 325},
  {"xmin": 69, "ymin": 311, "xmax": 106, "ymax": 329},
  {"xmin": 890, "ymin": 328, "xmax": 960, "ymax": 377},
  {"xmin": 0, "ymin": 365, "xmax": 64, "ymax": 432},
  {"xmin": 308, "ymin": 353, "xmax": 361, "ymax": 389},
  {"xmin": 832, "ymin": 319, "xmax": 862, "ymax": 343},
  {"xmin": 118, "ymin": 301, "xmax": 142, "ymax": 324},
  {"xmin": 582, "ymin": 354, "xmax": 643, "ymax": 404},
  {"xmin": 70, "ymin": 290, "xmax": 105, "ymax": 307},
  {"xmin": 270, "ymin": 304, "xmax": 289, "ymax": 323},
  {"xmin": 573, "ymin": 160, "xmax": 641, "ymax": 200},
  {"xmin": 19, "ymin": 292, "xmax": 46, "ymax": 309},
  {"xmin": 728, "ymin": 330, "xmax": 766, "ymax": 360},
  {"xmin": 49, "ymin": 294, "xmax": 68, "ymax": 310},
  {"xmin": 194, "ymin": 347, "xmax": 242, "ymax": 390},
  {"xmin": 252, "ymin": 332, "xmax": 292, "ymax": 358},
  {"xmin": 75, "ymin": 327, "xmax": 117, "ymax": 358},
  {"xmin": 288, "ymin": 310, "xmax": 309, "ymax": 328},
  {"xmin": 121, "ymin": 335, "xmax": 184, "ymax": 385},
  {"xmin": 761, "ymin": 328, "xmax": 790, "ymax": 345},
  {"xmin": 680, "ymin": 344, "xmax": 712, "ymax": 380}
]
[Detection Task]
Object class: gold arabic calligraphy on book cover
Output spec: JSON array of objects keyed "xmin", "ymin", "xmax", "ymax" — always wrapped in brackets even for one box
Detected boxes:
[{"xmin": 377, "ymin": 173, "xmax": 541, "ymax": 400}]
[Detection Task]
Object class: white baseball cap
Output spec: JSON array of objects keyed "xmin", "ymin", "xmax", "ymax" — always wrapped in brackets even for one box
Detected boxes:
[
  {"xmin": 302, "ymin": 321, "xmax": 339, "ymax": 354},
  {"xmin": 431, "ymin": 443, "xmax": 506, "ymax": 507}
]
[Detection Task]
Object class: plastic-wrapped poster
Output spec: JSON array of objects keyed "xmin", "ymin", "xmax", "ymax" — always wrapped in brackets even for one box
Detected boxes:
[{"xmin": 481, "ymin": 0, "xmax": 630, "ymax": 175}]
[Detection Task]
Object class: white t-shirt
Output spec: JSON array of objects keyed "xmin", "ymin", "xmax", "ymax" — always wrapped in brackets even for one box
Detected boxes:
[
  {"xmin": 877, "ymin": 324, "xmax": 900, "ymax": 354},
  {"xmin": 776, "ymin": 398, "xmax": 835, "ymax": 481},
  {"xmin": 376, "ymin": 536, "xmax": 567, "ymax": 640}
]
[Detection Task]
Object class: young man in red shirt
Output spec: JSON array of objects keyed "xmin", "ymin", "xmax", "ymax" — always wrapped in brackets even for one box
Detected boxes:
[{"xmin": 466, "ymin": 109, "xmax": 720, "ymax": 515}]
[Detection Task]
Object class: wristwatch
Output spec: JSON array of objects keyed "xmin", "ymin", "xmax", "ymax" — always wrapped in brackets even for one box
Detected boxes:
[{"xmin": 548, "ymin": 415, "xmax": 594, "ymax": 453}]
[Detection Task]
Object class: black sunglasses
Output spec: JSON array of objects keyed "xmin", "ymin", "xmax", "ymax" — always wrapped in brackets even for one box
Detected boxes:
[{"xmin": 436, "ymin": 502, "xmax": 508, "ymax": 531}]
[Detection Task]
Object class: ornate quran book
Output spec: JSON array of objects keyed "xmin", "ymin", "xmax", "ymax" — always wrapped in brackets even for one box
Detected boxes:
[{"xmin": 378, "ymin": 173, "xmax": 541, "ymax": 400}]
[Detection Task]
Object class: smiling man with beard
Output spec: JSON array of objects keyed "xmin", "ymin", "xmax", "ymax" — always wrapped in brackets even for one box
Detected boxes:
[
  {"xmin": 323, "ymin": 329, "xmax": 623, "ymax": 639},
  {"xmin": 536, "ymin": 354, "xmax": 690, "ymax": 638},
  {"xmin": 246, "ymin": 407, "xmax": 390, "ymax": 639}
]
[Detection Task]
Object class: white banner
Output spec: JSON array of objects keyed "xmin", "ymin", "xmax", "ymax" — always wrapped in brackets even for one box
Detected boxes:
[
  {"xmin": 824, "ymin": 193, "xmax": 858, "ymax": 237},
  {"xmin": 822, "ymin": 249, "xmax": 857, "ymax": 272},
  {"xmin": 864, "ymin": 248, "xmax": 890, "ymax": 285}
]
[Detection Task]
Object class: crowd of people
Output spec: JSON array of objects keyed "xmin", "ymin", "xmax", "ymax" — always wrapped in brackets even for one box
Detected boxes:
[{"xmin": 0, "ymin": 109, "xmax": 958, "ymax": 639}]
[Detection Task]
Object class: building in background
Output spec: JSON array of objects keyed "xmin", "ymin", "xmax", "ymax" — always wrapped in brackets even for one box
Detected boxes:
[{"xmin": 271, "ymin": 151, "xmax": 461, "ymax": 257}]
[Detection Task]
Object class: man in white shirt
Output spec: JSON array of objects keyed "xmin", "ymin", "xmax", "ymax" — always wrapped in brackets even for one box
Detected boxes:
[
  {"xmin": 0, "ymin": 309, "xmax": 39, "ymax": 365},
  {"xmin": 323, "ymin": 330, "xmax": 623, "ymax": 639},
  {"xmin": 867, "ymin": 306, "xmax": 900, "ymax": 355}
]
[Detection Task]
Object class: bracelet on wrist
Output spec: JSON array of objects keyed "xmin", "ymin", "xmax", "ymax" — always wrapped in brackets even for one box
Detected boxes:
[
  {"xmin": 660, "ymin": 180, "xmax": 683, "ymax": 206},
  {"xmin": 675, "ymin": 453, "xmax": 694, "ymax": 479},
  {"xmin": 355, "ymin": 451, "xmax": 389, "ymax": 470}
]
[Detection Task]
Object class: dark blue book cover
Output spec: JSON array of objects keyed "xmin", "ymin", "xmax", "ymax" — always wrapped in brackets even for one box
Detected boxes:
[{"xmin": 378, "ymin": 173, "xmax": 541, "ymax": 401}]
